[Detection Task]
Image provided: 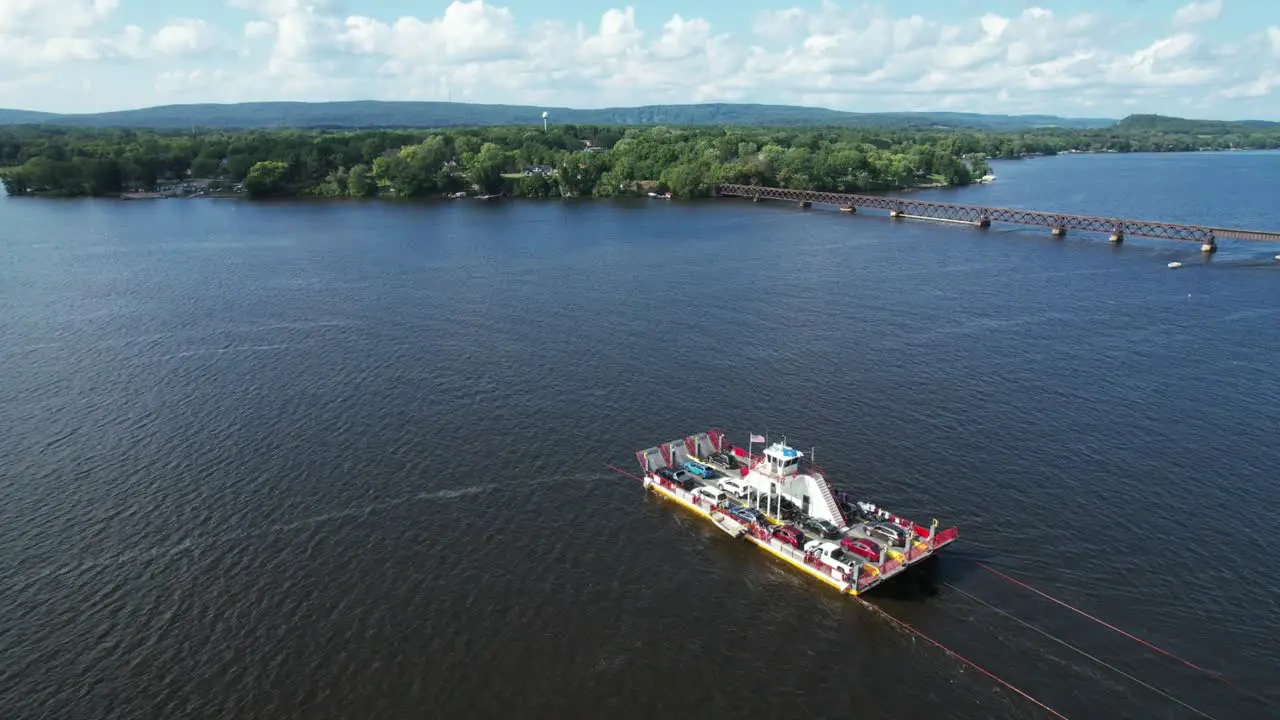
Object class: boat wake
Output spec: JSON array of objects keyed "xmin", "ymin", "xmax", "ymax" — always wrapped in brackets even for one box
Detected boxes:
[{"xmin": 13, "ymin": 475, "xmax": 581, "ymax": 585}]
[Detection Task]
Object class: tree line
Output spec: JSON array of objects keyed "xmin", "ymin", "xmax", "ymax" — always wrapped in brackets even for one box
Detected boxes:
[{"xmin": 2, "ymin": 121, "xmax": 1277, "ymax": 200}]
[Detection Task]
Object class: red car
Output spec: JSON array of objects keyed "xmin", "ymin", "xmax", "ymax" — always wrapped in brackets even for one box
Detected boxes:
[
  {"xmin": 773, "ymin": 525, "xmax": 805, "ymax": 549},
  {"xmin": 840, "ymin": 536, "xmax": 882, "ymax": 562}
]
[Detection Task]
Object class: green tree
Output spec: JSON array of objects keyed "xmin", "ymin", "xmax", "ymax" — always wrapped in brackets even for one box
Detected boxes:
[
  {"xmin": 190, "ymin": 154, "xmax": 221, "ymax": 178},
  {"xmin": 466, "ymin": 142, "xmax": 509, "ymax": 194},
  {"xmin": 243, "ymin": 160, "xmax": 290, "ymax": 198},
  {"xmin": 660, "ymin": 160, "xmax": 713, "ymax": 197},
  {"xmin": 514, "ymin": 172, "xmax": 557, "ymax": 198},
  {"xmin": 347, "ymin": 163, "xmax": 376, "ymax": 197},
  {"xmin": 10, "ymin": 117, "xmax": 1274, "ymax": 201}
]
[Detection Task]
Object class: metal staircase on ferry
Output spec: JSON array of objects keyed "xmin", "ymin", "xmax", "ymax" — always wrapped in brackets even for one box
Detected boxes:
[{"xmin": 812, "ymin": 474, "xmax": 848, "ymax": 527}]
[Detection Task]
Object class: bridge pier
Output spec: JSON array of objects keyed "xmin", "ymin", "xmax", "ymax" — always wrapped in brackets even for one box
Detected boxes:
[
  {"xmin": 1201, "ymin": 240, "xmax": 1217, "ymax": 253},
  {"xmin": 1109, "ymin": 232, "xmax": 1124, "ymax": 244},
  {"xmin": 890, "ymin": 210, "xmax": 903, "ymax": 219},
  {"xmin": 977, "ymin": 218, "xmax": 991, "ymax": 228},
  {"xmin": 1052, "ymin": 227, "xmax": 1066, "ymax": 237},
  {"xmin": 840, "ymin": 206, "xmax": 856, "ymax": 213},
  {"xmin": 799, "ymin": 201, "xmax": 811, "ymax": 208}
]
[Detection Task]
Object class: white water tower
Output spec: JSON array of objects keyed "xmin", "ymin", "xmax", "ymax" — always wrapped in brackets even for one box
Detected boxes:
[{"xmin": 542, "ymin": 111, "xmax": 548, "ymax": 131}]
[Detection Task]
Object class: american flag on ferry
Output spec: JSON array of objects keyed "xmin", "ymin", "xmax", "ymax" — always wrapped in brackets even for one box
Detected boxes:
[{"xmin": 749, "ymin": 434, "xmax": 765, "ymax": 443}]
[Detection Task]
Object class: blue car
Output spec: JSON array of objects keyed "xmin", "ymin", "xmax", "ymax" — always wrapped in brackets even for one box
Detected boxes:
[
  {"xmin": 684, "ymin": 461, "xmax": 716, "ymax": 479},
  {"xmin": 728, "ymin": 507, "xmax": 761, "ymax": 525}
]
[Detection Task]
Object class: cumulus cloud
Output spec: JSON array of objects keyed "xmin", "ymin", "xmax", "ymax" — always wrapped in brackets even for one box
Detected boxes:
[
  {"xmin": 0, "ymin": 1, "xmax": 227, "ymax": 75},
  {"xmin": 1, "ymin": 0, "xmax": 1279, "ymax": 119},
  {"xmin": 149, "ymin": 19, "xmax": 222, "ymax": 56},
  {"xmin": 1172, "ymin": 0, "xmax": 1223, "ymax": 28}
]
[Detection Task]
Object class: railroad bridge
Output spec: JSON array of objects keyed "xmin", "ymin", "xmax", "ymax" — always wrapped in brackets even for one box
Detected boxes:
[{"xmin": 715, "ymin": 184, "xmax": 1280, "ymax": 252}]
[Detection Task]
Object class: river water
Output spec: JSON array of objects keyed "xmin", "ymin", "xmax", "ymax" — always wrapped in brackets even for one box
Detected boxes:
[{"xmin": 1, "ymin": 152, "xmax": 1278, "ymax": 720}]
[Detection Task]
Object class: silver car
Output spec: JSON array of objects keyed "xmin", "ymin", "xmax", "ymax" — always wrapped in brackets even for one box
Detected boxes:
[{"xmin": 867, "ymin": 522, "xmax": 907, "ymax": 546}]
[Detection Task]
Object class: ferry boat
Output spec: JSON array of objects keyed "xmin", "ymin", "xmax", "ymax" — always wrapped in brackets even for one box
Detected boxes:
[{"xmin": 634, "ymin": 430, "xmax": 960, "ymax": 596}]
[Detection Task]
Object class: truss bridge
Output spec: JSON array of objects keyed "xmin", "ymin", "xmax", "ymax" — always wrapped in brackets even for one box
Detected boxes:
[{"xmin": 715, "ymin": 184, "xmax": 1280, "ymax": 251}]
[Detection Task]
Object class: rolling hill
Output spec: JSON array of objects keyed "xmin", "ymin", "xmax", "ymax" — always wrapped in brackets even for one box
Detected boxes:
[
  {"xmin": 0, "ymin": 100, "xmax": 1117, "ymax": 131},
  {"xmin": 1111, "ymin": 113, "xmax": 1280, "ymax": 133},
  {"xmin": 0, "ymin": 109, "xmax": 61, "ymax": 124}
]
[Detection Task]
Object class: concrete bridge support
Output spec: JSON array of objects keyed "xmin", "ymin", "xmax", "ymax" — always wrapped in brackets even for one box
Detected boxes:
[
  {"xmin": 1202, "ymin": 240, "xmax": 1217, "ymax": 253},
  {"xmin": 1109, "ymin": 232, "xmax": 1124, "ymax": 244},
  {"xmin": 1052, "ymin": 226, "xmax": 1066, "ymax": 237},
  {"xmin": 799, "ymin": 201, "xmax": 811, "ymax": 208},
  {"xmin": 840, "ymin": 206, "xmax": 856, "ymax": 213}
]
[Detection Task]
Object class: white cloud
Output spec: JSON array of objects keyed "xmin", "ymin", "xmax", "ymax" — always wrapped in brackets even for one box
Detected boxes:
[
  {"xmin": 2, "ymin": 1, "xmax": 1280, "ymax": 119},
  {"xmin": 1172, "ymin": 0, "xmax": 1223, "ymax": 28},
  {"xmin": 340, "ymin": 1, "xmax": 521, "ymax": 62},
  {"xmin": 0, "ymin": 0, "xmax": 118, "ymax": 35},
  {"xmin": 0, "ymin": 4, "xmax": 224, "ymax": 72},
  {"xmin": 244, "ymin": 20, "xmax": 274, "ymax": 40},
  {"xmin": 149, "ymin": 19, "xmax": 221, "ymax": 57}
]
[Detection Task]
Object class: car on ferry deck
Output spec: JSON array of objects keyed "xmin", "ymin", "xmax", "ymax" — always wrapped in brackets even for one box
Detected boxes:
[
  {"xmin": 802, "ymin": 541, "xmax": 859, "ymax": 575},
  {"xmin": 775, "ymin": 496, "xmax": 801, "ymax": 519},
  {"xmin": 692, "ymin": 486, "xmax": 727, "ymax": 506},
  {"xmin": 799, "ymin": 517, "xmax": 840, "ymax": 539},
  {"xmin": 867, "ymin": 522, "xmax": 908, "ymax": 547},
  {"xmin": 841, "ymin": 537, "xmax": 883, "ymax": 562},
  {"xmin": 717, "ymin": 477, "xmax": 747, "ymax": 497},
  {"xmin": 728, "ymin": 507, "xmax": 762, "ymax": 526},
  {"xmin": 772, "ymin": 525, "xmax": 805, "ymax": 549},
  {"xmin": 708, "ymin": 452, "xmax": 736, "ymax": 469},
  {"xmin": 657, "ymin": 466, "xmax": 698, "ymax": 490},
  {"xmin": 684, "ymin": 460, "xmax": 716, "ymax": 479}
]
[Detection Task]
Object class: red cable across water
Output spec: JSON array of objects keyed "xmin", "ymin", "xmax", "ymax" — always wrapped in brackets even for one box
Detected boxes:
[
  {"xmin": 605, "ymin": 464, "xmax": 644, "ymax": 483},
  {"xmin": 863, "ymin": 604, "xmax": 1071, "ymax": 720},
  {"xmin": 977, "ymin": 562, "xmax": 1278, "ymax": 711},
  {"xmin": 606, "ymin": 464, "xmax": 1070, "ymax": 719}
]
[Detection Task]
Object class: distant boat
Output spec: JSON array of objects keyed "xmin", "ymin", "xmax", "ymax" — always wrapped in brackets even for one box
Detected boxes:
[
  {"xmin": 977, "ymin": 174, "xmax": 997, "ymax": 184},
  {"xmin": 1168, "ymin": 261, "xmax": 1183, "ymax": 269}
]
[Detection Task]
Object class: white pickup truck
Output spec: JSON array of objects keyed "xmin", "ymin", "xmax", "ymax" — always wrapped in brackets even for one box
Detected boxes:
[{"xmin": 803, "ymin": 540, "xmax": 859, "ymax": 577}]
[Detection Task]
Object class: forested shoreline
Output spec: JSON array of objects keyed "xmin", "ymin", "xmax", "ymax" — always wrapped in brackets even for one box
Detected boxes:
[{"xmin": 2, "ymin": 120, "xmax": 1278, "ymax": 201}]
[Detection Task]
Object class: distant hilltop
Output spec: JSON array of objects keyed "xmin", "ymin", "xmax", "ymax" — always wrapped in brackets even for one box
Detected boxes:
[
  {"xmin": 0, "ymin": 100, "xmax": 1118, "ymax": 132},
  {"xmin": 1111, "ymin": 113, "xmax": 1280, "ymax": 133},
  {"xmin": 0, "ymin": 102, "xmax": 1275, "ymax": 134}
]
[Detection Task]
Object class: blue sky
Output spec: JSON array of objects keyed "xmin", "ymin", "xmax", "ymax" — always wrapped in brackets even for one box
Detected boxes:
[{"xmin": 2, "ymin": 0, "xmax": 1279, "ymax": 119}]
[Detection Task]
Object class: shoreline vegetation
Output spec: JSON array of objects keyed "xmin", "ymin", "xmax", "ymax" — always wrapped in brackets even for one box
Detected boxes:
[{"xmin": 3, "ymin": 114, "xmax": 1279, "ymax": 201}]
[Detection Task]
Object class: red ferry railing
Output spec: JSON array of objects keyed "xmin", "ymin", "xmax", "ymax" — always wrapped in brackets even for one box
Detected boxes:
[
  {"xmin": 933, "ymin": 527, "xmax": 960, "ymax": 546},
  {"xmin": 708, "ymin": 428, "xmax": 726, "ymax": 453},
  {"xmin": 727, "ymin": 445, "xmax": 766, "ymax": 474}
]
